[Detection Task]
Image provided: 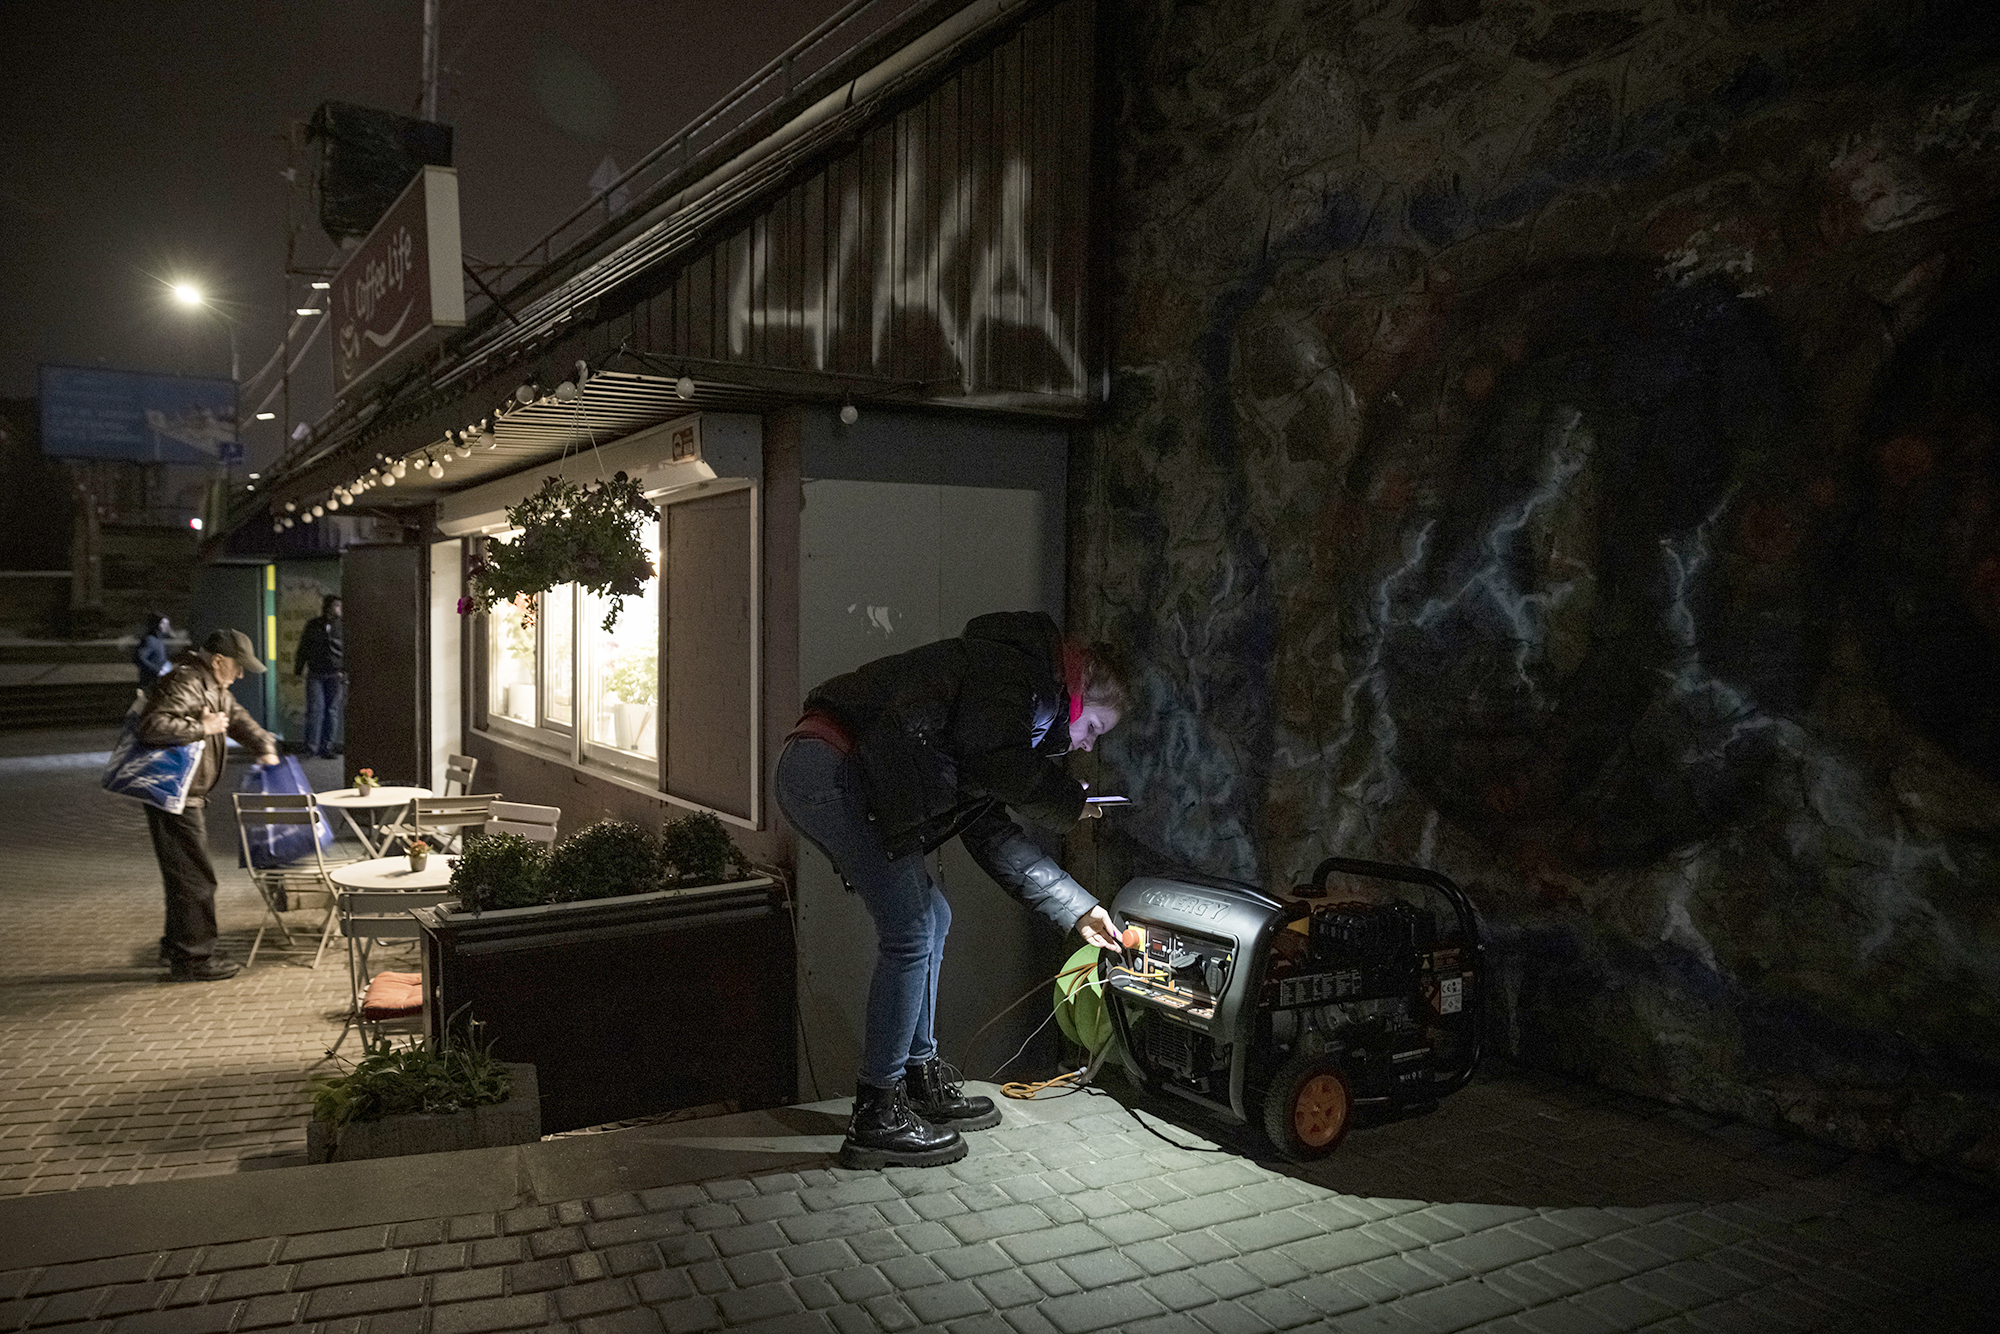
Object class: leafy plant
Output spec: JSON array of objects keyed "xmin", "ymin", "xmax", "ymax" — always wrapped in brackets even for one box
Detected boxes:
[
  {"xmin": 544, "ymin": 819, "xmax": 661, "ymax": 902},
  {"xmin": 603, "ymin": 650, "xmax": 657, "ymax": 706},
  {"xmin": 659, "ymin": 811, "xmax": 753, "ymax": 889},
  {"xmin": 463, "ymin": 472, "xmax": 656, "ymax": 631},
  {"xmin": 406, "ymin": 839, "xmax": 431, "ymax": 857},
  {"xmin": 309, "ymin": 1023, "xmax": 512, "ymax": 1129},
  {"xmin": 449, "ymin": 832, "xmax": 550, "ymax": 912}
]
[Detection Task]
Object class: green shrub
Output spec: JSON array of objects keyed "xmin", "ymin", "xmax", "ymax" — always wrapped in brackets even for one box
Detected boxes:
[
  {"xmin": 659, "ymin": 810, "xmax": 752, "ymax": 888},
  {"xmin": 449, "ymin": 832, "xmax": 549, "ymax": 912},
  {"xmin": 544, "ymin": 819, "xmax": 661, "ymax": 902},
  {"xmin": 310, "ymin": 1027, "xmax": 512, "ymax": 1128}
]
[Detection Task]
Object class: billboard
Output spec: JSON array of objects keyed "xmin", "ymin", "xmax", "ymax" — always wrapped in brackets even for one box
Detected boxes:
[
  {"xmin": 39, "ymin": 365, "xmax": 243, "ymax": 465},
  {"xmin": 330, "ymin": 164, "xmax": 464, "ymax": 394}
]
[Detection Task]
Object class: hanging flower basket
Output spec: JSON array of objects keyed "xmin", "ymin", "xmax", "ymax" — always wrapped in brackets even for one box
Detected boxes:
[{"xmin": 460, "ymin": 472, "xmax": 656, "ymax": 631}]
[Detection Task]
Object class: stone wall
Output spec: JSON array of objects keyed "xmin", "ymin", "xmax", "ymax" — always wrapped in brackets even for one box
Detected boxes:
[{"xmin": 1075, "ymin": 0, "xmax": 2000, "ymax": 1173}]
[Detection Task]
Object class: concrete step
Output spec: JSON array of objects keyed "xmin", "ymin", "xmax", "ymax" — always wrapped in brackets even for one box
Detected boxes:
[{"xmin": 0, "ymin": 682, "xmax": 139, "ymax": 730}]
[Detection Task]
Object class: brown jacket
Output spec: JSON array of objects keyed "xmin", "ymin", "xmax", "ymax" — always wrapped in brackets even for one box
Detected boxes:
[{"xmin": 137, "ymin": 650, "xmax": 278, "ymax": 807}]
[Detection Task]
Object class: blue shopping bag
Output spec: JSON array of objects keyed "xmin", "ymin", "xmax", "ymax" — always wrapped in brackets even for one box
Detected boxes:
[
  {"xmin": 237, "ymin": 755, "xmax": 336, "ymax": 869},
  {"xmin": 101, "ymin": 696, "xmax": 204, "ymax": 815}
]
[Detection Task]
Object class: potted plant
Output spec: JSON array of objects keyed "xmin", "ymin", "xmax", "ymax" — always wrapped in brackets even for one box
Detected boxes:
[
  {"xmin": 411, "ymin": 815, "xmax": 790, "ymax": 1133},
  {"xmin": 353, "ymin": 767, "xmax": 379, "ymax": 795},
  {"xmin": 406, "ymin": 838, "xmax": 431, "ymax": 873},
  {"xmin": 460, "ymin": 472, "xmax": 657, "ymax": 631},
  {"xmin": 306, "ymin": 1025, "xmax": 539, "ymax": 1164},
  {"xmin": 603, "ymin": 650, "xmax": 656, "ymax": 751}
]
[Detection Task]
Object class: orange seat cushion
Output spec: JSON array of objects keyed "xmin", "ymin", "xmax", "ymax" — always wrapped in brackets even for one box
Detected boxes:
[{"xmin": 361, "ymin": 971, "xmax": 424, "ymax": 1019}]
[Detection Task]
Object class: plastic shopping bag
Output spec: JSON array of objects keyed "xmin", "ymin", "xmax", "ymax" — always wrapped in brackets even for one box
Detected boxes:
[
  {"xmin": 237, "ymin": 755, "xmax": 335, "ymax": 868},
  {"xmin": 101, "ymin": 696, "xmax": 204, "ymax": 815}
]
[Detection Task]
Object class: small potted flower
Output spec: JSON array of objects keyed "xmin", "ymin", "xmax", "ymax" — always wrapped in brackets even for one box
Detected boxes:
[
  {"xmin": 406, "ymin": 838, "xmax": 431, "ymax": 873},
  {"xmin": 353, "ymin": 767, "xmax": 378, "ymax": 796}
]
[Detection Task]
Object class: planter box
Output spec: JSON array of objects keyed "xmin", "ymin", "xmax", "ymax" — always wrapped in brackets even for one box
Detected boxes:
[
  {"xmin": 306, "ymin": 1063, "xmax": 539, "ymax": 1164},
  {"xmin": 412, "ymin": 878, "xmax": 793, "ymax": 1134}
]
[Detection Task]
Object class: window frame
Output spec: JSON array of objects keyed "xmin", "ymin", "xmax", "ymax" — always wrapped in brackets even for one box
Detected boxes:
[{"xmin": 469, "ymin": 479, "xmax": 760, "ymax": 829}]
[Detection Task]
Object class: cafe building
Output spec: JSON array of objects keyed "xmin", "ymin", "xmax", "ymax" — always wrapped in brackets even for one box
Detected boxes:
[{"xmin": 230, "ymin": 0, "xmax": 1102, "ymax": 1097}]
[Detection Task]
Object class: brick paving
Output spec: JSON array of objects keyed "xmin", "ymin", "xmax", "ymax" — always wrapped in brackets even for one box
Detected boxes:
[
  {"xmin": 1, "ymin": 726, "xmax": 1998, "ymax": 1329},
  {"xmin": 0, "ymin": 727, "xmax": 373, "ymax": 1194}
]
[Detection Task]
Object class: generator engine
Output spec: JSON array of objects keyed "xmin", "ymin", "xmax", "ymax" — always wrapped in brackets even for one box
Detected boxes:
[{"xmin": 1101, "ymin": 857, "xmax": 1481, "ymax": 1162}]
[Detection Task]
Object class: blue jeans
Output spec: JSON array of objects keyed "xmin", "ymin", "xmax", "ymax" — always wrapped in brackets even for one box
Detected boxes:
[
  {"xmin": 776, "ymin": 738, "xmax": 948, "ymax": 1089},
  {"xmin": 303, "ymin": 672, "xmax": 347, "ymax": 755}
]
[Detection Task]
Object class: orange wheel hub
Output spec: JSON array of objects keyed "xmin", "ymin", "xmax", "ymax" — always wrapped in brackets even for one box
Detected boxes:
[{"xmin": 1292, "ymin": 1073, "xmax": 1349, "ymax": 1147}]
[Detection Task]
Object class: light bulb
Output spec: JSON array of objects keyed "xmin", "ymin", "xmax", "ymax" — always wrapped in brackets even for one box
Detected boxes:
[
  {"xmin": 284, "ymin": 501, "xmax": 297, "ymax": 512},
  {"xmin": 840, "ymin": 403, "xmax": 859, "ymax": 425},
  {"xmin": 311, "ymin": 504, "xmax": 324, "ymax": 517},
  {"xmin": 301, "ymin": 511, "xmax": 314, "ymax": 523},
  {"xmin": 675, "ymin": 376, "xmax": 695, "ymax": 400},
  {"xmin": 272, "ymin": 521, "xmax": 283, "ymax": 533},
  {"xmin": 554, "ymin": 380, "xmax": 578, "ymax": 402},
  {"xmin": 457, "ymin": 445, "xmax": 472, "ymax": 460},
  {"xmin": 515, "ymin": 383, "xmax": 535, "ymax": 404},
  {"xmin": 480, "ymin": 431, "xmax": 497, "ymax": 450},
  {"xmin": 326, "ymin": 497, "xmax": 339, "ymax": 511},
  {"xmin": 381, "ymin": 473, "xmax": 396, "ymax": 488},
  {"xmin": 428, "ymin": 461, "xmax": 445, "ymax": 479},
  {"xmin": 392, "ymin": 460, "xmax": 407, "ymax": 477}
]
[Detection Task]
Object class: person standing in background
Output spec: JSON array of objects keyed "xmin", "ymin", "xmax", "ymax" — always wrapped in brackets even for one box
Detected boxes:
[
  {"xmin": 294, "ymin": 595, "xmax": 345, "ymax": 758},
  {"xmin": 133, "ymin": 612, "xmax": 173, "ymax": 685}
]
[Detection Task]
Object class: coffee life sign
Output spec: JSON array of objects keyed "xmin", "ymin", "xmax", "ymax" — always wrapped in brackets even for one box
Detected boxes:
[{"xmin": 329, "ymin": 164, "xmax": 464, "ymax": 394}]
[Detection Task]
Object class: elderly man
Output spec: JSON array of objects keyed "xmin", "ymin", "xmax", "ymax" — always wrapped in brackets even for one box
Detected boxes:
[{"xmin": 138, "ymin": 628, "xmax": 280, "ymax": 981}]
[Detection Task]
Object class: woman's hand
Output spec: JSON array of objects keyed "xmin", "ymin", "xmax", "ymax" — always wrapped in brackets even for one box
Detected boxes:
[{"xmin": 1075, "ymin": 905, "xmax": 1121, "ymax": 950}]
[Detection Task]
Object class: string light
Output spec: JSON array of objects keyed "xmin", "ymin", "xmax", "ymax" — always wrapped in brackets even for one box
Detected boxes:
[
  {"xmin": 676, "ymin": 376, "xmax": 695, "ymax": 399},
  {"xmin": 391, "ymin": 460, "xmax": 407, "ymax": 478}
]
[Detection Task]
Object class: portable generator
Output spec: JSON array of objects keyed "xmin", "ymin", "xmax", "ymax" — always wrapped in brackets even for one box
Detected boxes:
[{"xmin": 1100, "ymin": 857, "xmax": 1482, "ymax": 1161}]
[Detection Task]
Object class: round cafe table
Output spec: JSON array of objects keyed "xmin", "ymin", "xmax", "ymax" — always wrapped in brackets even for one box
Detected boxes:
[
  {"xmin": 327, "ymin": 856, "xmax": 458, "ymax": 1053},
  {"xmin": 316, "ymin": 785, "xmax": 431, "ymax": 857},
  {"xmin": 328, "ymin": 855, "xmax": 456, "ymax": 893}
]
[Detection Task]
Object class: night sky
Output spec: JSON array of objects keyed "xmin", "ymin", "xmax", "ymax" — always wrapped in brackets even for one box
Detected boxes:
[{"xmin": 0, "ymin": 0, "xmax": 843, "ymax": 457}]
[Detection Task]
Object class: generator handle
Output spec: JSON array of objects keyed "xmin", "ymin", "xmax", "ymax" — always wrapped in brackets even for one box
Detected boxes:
[
  {"xmin": 1308, "ymin": 856, "xmax": 1484, "ymax": 1097},
  {"xmin": 1308, "ymin": 857, "xmax": 1480, "ymax": 946}
]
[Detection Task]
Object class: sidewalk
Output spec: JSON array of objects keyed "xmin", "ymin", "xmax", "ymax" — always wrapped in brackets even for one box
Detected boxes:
[
  {"xmin": 0, "ymin": 727, "xmax": 1996, "ymax": 1330},
  {"xmin": 0, "ymin": 727, "xmax": 375, "ymax": 1193}
]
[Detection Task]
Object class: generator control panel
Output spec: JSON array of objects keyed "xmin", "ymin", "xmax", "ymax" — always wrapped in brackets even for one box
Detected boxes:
[{"xmin": 1103, "ymin": 918, "xmax": 1234, "ymax": 1026}]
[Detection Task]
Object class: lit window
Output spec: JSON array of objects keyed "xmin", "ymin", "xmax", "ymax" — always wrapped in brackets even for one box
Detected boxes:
[
  {"xmin": 584, "ymin": 521, "xmax": 661, "ymax": 763},
  {"xmin": 488, "ymin": 595, "xmax": 536, "ymax": 724},
  {"xmin": 540, "ymin": 584, "xmax": 575, "ymax": 730}
]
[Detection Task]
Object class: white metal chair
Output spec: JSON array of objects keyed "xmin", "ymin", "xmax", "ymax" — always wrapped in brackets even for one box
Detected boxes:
[
  {"xmin": 232, "ymin": 793, "xmax": 339, "ymax": 969},
  {"xmin": 328, "ymin": 887, "xmax": 459, "ymax": 1055},
  {"xmin": 381, "ymin": 795, "xmax": 494, "ymax": 854},
  {"xmin": 442, "ymin": 754, "xmax": 478, "ymax": 796},
  {"xmin": 484, "ymin": 801, "xmax": 561, "ymax": 844}
]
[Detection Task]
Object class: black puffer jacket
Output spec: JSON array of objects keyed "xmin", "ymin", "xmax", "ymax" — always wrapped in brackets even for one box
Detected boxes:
[{"xmin": 804, "ymin": 611, "xmax": 1097, "ymax": 929}]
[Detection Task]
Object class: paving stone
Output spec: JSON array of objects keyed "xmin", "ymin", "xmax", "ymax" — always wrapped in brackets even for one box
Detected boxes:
[
  {"xmin": 1150, "ymin": 1193, "xmax": 1262, "ymax": 1232},
  {"xmin": 470, "ymin": 1237, "xmax": 528, "ymax": 1267},
  {"xmin": 657, "ymin": 1235, "xmax": 721, "ymax": 1268},
  {"xmin": 602, "ymin": 1243, "xmax": 664, "ymax": 1278},
  {"xmin": 1094, "ymin": 1211, "xmax": 1173, "ymax": 1244},
  {"xmin": 1509, "ymin": 1300, "xmax": 1623, "ymax": 1334},
  {"xmin": 1186, "ymin": 1298, "xmax": 1271, "ymax": 1333},
  {"xmin": 293, "ymin": 1250, "xmax": 410, "ymax": 1289},
  {"xmin": 1057, "ymin": 1249, "xmax": 1144, "ymax": 1290},
  {"xmin": 725, "ymin": 1251, "xmax": 788, "ymax": 1288},
  {"xmin": 162, "ymin": 1275, "xmax": 216, "ymax": 1308},
  {"xmin": 410, "ymin": 1243, "xmax": 469, "ymax": 1274},
  {"xmin": 652, "ymin": 1295, "xmax": 724, "ymax": 1334},
  {"xmin": 570, "ymin": 1251, "xmax": 607, "ymax": 1283},
  {"xmin": 634, "ymin": 1269, "xmax": 696, "ymax": 1305},
  {"xmin": 716, "ymin": 1282, "xmax": 803, "ymax": 1324},
  {"xmin": 864, "ymin": 1293, "xmax": 919, "ymax": 1331},
  {"xmin": 780, "ymin": 1205, "xmax": 887, "ymax": 1245},
  {"xmin": 96, "ymin": 1281, "xmax": 171, "ymax": 1316},
  {"xmin": 578, "ymin": 1306, "xmax": 667, "ymax": 1334},
  {"xmin": 903, "ymin": 1279, "xmax": 991, "ymax": 1324},
  {"xmin": 1039, "ymin": 1283, "xmax": 1166, "ymax": 1334},
  {"xmin": 825, "ymin": 1305, "xmax": 878, "ymax": 1334},
  {"xmin": 687, "ymin": 1259, "xmax": 731, "ymax": 1294},
  {"xmin": 208, "ymin": 1267, "xmax": 292, "ymax": 1302},
  {"xmin": 27, "ymin": 1287, "xmax": 105, "ymax": 1324},
  {"xmin": 195, "ymin": 1240, "xmax": 281, "ymax": 1273},
  {"xmin": 1283, "ymin": 1275, "xmax": 1370, "ymax": 1318},
  {"xmin": 973, "ymin": 1270, "xmax": 1047, "ymax": 1309},
  {"xmin": 234, "ymin": 1293, "xmax": 307, "ymax": 1330},
  {"xmin": 507, "ymin": 1258, "xmax": 571, "ymax": 1293},
  {"xmin": 1168, "ymin": 1232, "xmax": 1238, "ymax": 1265},
  {"xmin": 1234, "ymin": 1249, "xmax": 1308, "ymax": 1288},
  {"xmin": 112, "ymin": 1302, "xmax": 245, "ymax": 1334},
  {"xmin": 997, "ymin": 1222, "xmax": 1112, "ymax": 1266},
  {"xmin": 27, "ymin": 1256, "xmax": 159, "ymax": 1295},
  {"xmin": 878, "ymin": 1254, "xmax": 947, "ymax": 1290},
  {"xmin": 301, "ymin": 1276, "xmax": 426, "ymax": 1319},
  {"xmin": 932, "ymin": 1244, "xmax": 1015, "ymax": 1281},
  {"xmin": 431, "ymin": 1267, "xmax": 507, "ymax": 1305},
  {"xmin": 827, "ymin": 1268, "xmax": 893, "ymax": 1304},
  {"xmin": 1025, "ymin": 1260, "xmax": 1082, "ymax": 1297},
  {"xmin": 894, "ymin": 1220, "xmax": 959, "ymax": 1253},
  {"xmin": 790, "ymin": 1275, "xmax": 840, "ymax": 1310}
]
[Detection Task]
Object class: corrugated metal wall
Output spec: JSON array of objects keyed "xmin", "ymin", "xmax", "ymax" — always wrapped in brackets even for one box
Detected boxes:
[{"xmin": 631, "ymin": 0, "xmax": 1094, "ymax": 407}]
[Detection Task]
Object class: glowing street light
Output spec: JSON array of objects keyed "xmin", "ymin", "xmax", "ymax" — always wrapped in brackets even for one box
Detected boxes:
[{"xmin": 172, "ymin": 282, "xmax": 202, "ymax": 306}]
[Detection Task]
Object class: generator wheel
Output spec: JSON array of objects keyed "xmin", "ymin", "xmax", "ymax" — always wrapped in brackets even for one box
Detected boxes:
[{"xmin": 1261, "ymin": 1050, "xmax": 1354, "ymax": 1162}]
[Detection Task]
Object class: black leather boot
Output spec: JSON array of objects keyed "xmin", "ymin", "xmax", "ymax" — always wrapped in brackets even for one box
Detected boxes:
[
  {"xmin": 905, "ymin": 1057, "xmax": 1001, "ymax": 1131},
  {"xmin": 839, "ymin": 1078, "xmax": 966, "ymax": 1169}
]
